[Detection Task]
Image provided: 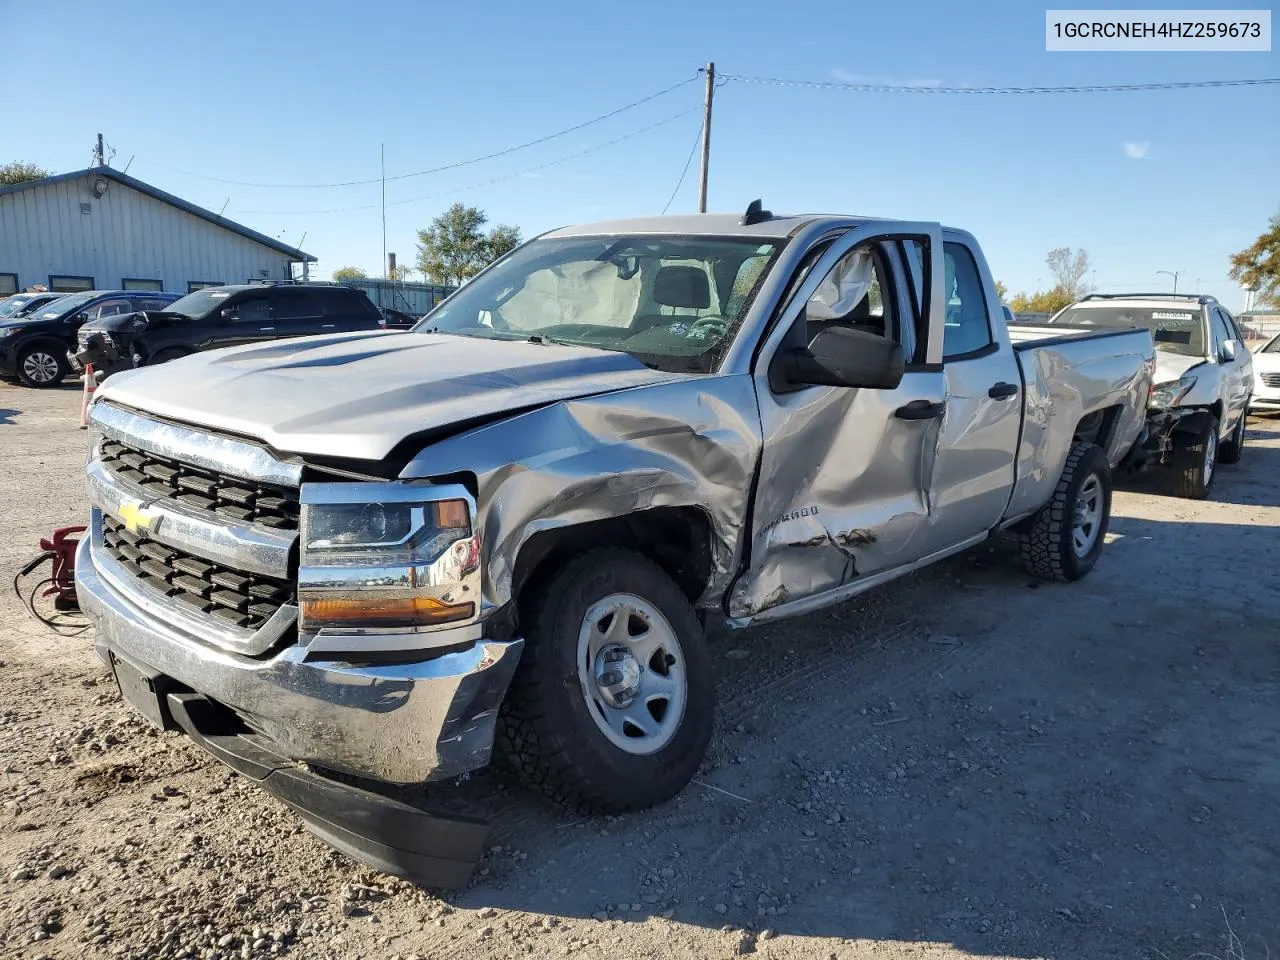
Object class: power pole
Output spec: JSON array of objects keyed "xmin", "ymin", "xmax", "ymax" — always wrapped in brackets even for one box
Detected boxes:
[
  {"xmin": 96, "ymin": 133, "xmax": 105, "ymax": 167},
  {"xmin": 380, "ymin": 144, "xmax": 387, "ymax": 290},
  {"xmin": 388, "ymin": 252, "xmax": 397, "ymax": 282},
  {"xmin": 697, "ymin": 62, "xmax": 715, "ymax": 213}
]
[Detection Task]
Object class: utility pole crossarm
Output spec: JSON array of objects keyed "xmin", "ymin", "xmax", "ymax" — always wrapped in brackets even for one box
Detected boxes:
[{"xmin": 697, "ymin": 63, "xmax": 715, "ymax": 214}]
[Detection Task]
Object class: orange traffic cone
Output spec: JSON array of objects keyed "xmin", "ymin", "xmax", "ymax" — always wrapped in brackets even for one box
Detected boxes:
[{"xmin": 78, "ymin": 363, "xmax": 96, "ymax": 429}]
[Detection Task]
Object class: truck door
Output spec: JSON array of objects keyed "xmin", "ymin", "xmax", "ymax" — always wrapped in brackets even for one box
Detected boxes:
[
  {"xmin": 915, "ymin": 237, "xmax": 1023, "ymax": 551},
  {"xmin": 729, "ymin": 224, "xmax": 947, "ymax": 622}
]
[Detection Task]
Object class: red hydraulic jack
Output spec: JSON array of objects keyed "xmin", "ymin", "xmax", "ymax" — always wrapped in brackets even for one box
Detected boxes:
[{"xmin": 16, "ymin": 527, "xmax": 87, "ymax": 629}]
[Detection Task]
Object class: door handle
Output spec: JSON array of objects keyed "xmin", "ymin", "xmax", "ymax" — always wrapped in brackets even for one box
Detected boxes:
[
  {"xmin": 988, "ymin": 381, "xmax": 1019, "ymax": 400},
  {"xmin": 259, "ymin": 326, "xmax": 276, "ymax": 332},
  {"xmin": 321, "ymin": 323, "xmax": 335, "ymax": 329},
  {"xmin": 894, "ymin": 399, "xmax": 945, "ymax": 421}
]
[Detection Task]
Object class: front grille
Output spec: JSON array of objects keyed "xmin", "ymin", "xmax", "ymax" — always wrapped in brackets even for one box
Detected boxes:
[
  {"xmin": 1261, "ymin": 373, "xmax": 1280, "ymax": 388},
  {"xmin": 100, "ymin": 439, "xmax": 299, "ymax": 530},
  {"xmin": 102, "ymin": 516, "xmax": 293, "ymax": 630}
]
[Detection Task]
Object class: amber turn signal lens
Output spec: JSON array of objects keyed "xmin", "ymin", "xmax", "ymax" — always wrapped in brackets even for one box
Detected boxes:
[
  {"xmin": 302, "ymin": 596, "xmax": 475, "ymax": 628},
  {"xmin": 432, "ymin": 499, "xmax": 470, "ymax": 530}
]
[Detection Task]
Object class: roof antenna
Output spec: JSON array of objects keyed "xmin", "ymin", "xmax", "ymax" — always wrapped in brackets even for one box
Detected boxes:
[{"xmin": 741, "ymin": 198, "xmax": 772, "ymax": 226}]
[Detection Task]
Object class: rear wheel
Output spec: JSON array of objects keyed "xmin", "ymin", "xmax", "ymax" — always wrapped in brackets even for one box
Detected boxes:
[
  {"xmin": 16, "ymin": 344, "xmax": 68, "ymax": 388},
  {"xmin": 499, "ymin": 548, "xmax": 714, "ymax": 814},
  {"xmin": 1019, "ymin": 442, "xmax": 1112, "ymax": 582},
  {"xmin": 1217, "ymin": 410, "xmax": 1246, "ymax": 465},
  {"xmin": 1171, "ymin": 417, "xmax": 1218, "ymax": 499}
]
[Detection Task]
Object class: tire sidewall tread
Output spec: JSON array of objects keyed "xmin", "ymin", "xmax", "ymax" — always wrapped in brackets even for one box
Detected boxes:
[{"xmin": 1019, "ymin": 442, "xmax": 1113, "ymax": 583}]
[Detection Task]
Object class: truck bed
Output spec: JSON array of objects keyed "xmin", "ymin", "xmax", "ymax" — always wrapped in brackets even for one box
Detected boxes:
[{"xmin": 1001, "ymin": 324, "xmax": 1155, "ymax": 523}]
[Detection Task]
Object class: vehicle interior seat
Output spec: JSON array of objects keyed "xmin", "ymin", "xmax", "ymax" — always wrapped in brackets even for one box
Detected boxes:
[{"xmin": 630, "ymin": 265, "xmax": 713, "ymax": 333}]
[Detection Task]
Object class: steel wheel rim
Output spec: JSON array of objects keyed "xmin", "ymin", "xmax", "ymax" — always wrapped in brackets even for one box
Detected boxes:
[
  {"xmin": 576, "ymin": 593, "xmax": 687, "ymax": 756},
  {"xmin": 1072, "ymin": 474, "xmax": 1102, "ymax": 558},
  {"xmin": 1203, "ymin": 431, "xmax": 1217, "ymax": 486},
  {"xmin": 23, "ymin": 351, "xmax": 58, "ymax": 383}
]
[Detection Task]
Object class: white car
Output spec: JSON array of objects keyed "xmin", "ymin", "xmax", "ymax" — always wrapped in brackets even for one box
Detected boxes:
[
  {"xmin": 1049, "ymin": 294, "xmax": 1253, "ymax": 499},
  {"xmin": 1250, "ymin": 333, "xmax": 1280, "ymax": 412}
]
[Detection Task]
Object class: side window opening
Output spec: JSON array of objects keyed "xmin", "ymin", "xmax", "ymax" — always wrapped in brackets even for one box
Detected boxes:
[
  {"xmin": 803, "ymin": 245, "xmax": 897, "ymax": 347},
  {"xmin": 232, "ymin": 296, "xmax": 270, "ymax": 324},
  {"xmin": 941, "ymin": 242, "xmax": 994, "ymax": 359}
]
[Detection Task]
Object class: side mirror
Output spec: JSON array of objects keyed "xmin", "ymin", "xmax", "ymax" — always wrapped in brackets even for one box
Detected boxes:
[
  {"xmin": 1221, "ymin": 340, "xmax": 1238, "ymax": 362},
  {"xmin": 775, "ymin": 326, "xmax": 905, "ymax": 391},
  {"xmin": 72, "ymin": 311, "xmax": 90, "ymax": 324},
  {"xmin": 220, "ymin": 307, "xmax": 236, "ymax": 321}
]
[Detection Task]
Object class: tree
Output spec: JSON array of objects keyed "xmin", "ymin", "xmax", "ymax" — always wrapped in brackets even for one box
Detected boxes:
[
  {"xmin": 994, "ymin": 280, "xmax": 1008, "ymax": 302},
  {"xmin": 1229, "ymin": 213, "xmax": 1280, "ymax": 309},
  {"xmin": 1046, "ymin": 247, "xmax": 1093, "ymax": 299},
  {"xmin": 1010, "ymin": 287, "xmax": 1073, "ymax": 315},
  {"xmin": 392, "ymin": 264, "xmax": 414, "ymax": 282},
  {"xmin": 415, "ymin": 203, "xmax": 522, "ymax": 286},
  {"xmin": 0, "ymin": 162, "xmax": 50, "ymax": 187},
  {"xmin": 331, "ymin": 266, "xmax": 367, "ymax": 282}
]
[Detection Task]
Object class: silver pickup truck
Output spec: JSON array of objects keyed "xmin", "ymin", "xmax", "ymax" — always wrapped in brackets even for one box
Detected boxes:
[{"xmin": 76, "ymin": 207, "xmax": 1155, "ymax": 886}]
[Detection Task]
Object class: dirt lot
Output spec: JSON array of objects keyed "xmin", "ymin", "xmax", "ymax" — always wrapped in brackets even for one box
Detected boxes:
[{"xmin": 1, "ymin": 380, "xmax": 1277, "ymax": 960}]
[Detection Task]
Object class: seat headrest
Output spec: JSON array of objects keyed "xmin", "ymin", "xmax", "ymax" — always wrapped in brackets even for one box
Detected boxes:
[{"xmin": 653, "ymin": 266, "xmax": 711, "ymax": 310}]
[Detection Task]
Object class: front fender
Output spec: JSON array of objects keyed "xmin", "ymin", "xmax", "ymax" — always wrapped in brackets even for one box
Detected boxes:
[{"xmin": 399, "ymin": 375, "xmax": 763, "ymax": 612}]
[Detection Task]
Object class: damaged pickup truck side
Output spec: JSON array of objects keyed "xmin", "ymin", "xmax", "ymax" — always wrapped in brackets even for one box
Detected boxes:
[{"xmin": 76, "ymin": 209, "xmax": 1155, "ymax": 886}]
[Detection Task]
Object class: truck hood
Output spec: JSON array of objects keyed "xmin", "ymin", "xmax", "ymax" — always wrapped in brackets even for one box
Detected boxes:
[
  {"xmin": 95, "ymin": 331, "xmax": 684, "ymax": 462},
  {"xmin": 1153, "ymin": 351, "xmax": 1208, "ymax": 383}
]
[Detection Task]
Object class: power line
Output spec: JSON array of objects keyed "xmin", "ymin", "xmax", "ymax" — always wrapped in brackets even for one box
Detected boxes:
[
  {"xmin": 144, "ymin": 74, "xmax": 701, "ymax": 190},
  {"xmin": 662, "ymin": 119, "xmax": 704, "ymax": 214},
  {"xmin": 718, "ymin": 72, "xmax": 1280, "ymax": 94},
  {"xmin": 233, "ymin": 109, "xmax": 698, "ymax": 217}
]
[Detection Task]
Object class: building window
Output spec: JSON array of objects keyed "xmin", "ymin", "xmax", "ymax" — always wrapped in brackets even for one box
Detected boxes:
[
  {"xmin": 50, "ymin": 275, "xmax": 94, "ymax": 293},
  {"xmin": 0, "ymin": 273, "xmax": 17, "ymax": 296},
  {"xmin": 122, "ymin": 278, "xmax": 164, "ymax": 292},
  {"xmin": 188, "ymin": 281, "xmax": 224, "ymax": 293}
]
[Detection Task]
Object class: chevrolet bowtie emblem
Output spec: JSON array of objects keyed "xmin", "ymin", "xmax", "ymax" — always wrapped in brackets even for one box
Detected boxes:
[{"xmin": 118, "ymin": 498, "xmax": 162, "ymax": 535}]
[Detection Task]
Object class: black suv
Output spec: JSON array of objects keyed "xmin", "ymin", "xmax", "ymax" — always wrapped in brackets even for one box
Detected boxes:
[
  {"xmin": 1, "ymin": 290, "xmax": 179, "ymax": 387},
  {"xmin": 71, "ymin": 283, "xmax": 386, "ymax": 377}
]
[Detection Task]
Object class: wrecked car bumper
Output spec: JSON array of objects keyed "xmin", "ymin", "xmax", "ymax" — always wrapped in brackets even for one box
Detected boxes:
[
  {"xmin": 75, "ymin": 534, "xmax": 524, "ymax": 786},
  {"xmin": 69, "ymin": 338, "xmax": 134, "ymax": 376}
]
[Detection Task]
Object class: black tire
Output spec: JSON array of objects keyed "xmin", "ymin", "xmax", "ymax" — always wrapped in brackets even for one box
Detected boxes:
[
  {"xmin": 1019, "ymin": 442, "xmax": 1112, "ymax": 583},
  {"xmin": 1217, "ymin": 410, "xmax": 1246, "ymax": 465},
  {"xmin": 149, "ymin": 347, "xmax": 193, "ymax": 365},
  {"xmin": 499, "ymin": 547, "xmax": 714, "ymax": 814},
  {"xmin": 1171, "ymin": 417, "xmax": 1218, "ymax": 499},
  {"xmin": 16, "ymin": 343, "xmax": 68, "ymax": 388}
]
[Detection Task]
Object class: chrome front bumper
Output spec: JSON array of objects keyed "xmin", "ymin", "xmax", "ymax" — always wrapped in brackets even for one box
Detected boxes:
[{"xmin": 76, "ymin": 536, "xmax": 524, "ymax": 785}]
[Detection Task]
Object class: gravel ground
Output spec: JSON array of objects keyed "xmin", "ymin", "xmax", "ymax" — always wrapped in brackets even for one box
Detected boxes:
[{"xmin": 1, "ymin": 379, "xmax": 1278, "ymax": 960}]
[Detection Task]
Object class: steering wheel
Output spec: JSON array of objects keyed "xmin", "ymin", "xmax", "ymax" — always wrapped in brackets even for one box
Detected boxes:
[{"xmin": 685, "ymin": 315, "xmax": 729, "ymax": 340}]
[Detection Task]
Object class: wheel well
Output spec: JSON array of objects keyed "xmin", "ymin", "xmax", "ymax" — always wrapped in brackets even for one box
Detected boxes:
[
  {"xmin": 1073, "ymin": 405, "xmax": 1122, "ymax": 450},
  {"xmin": 512, "ymin": 507, "xmax": 715, "ymax": 608},
  {"xmin": 16, "ymin": 337, "xmax": 67, "ymax": 357}
]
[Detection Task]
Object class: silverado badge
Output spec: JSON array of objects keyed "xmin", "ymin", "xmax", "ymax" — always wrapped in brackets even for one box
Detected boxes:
[{"xmin": 118, "ymin": 498, "xmax": 162, "ymax": 536}]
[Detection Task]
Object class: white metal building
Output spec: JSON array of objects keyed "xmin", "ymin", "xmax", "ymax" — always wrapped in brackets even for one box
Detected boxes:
[{"xmin": 0, "ymin": 166, "xmax": 314, "ymax": 297}]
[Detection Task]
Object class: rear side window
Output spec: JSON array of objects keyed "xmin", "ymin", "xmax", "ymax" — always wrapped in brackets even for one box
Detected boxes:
[
  {"xmin": 271, "ymin": 291, "xmax": 323, "ymax": 321},
  {"xmin": 941, "ymin": 242, "xmax": 993, "ymax": 359},
  {"xmin": 322, "ymin": 289, "xmax": 380, "ymax": 319}
]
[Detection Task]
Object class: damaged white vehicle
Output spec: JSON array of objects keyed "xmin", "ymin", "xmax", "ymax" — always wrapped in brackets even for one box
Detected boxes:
[
  {"xmin": 1049, "ymin": 294, "xmax": 1253, "ymax": 498},
  {"xmin": 76, "ymin": 205, "xmax": 1155, "ymax": 886}
]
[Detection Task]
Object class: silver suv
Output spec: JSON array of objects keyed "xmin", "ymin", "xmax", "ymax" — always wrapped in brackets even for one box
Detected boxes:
[{"xmin": 1051, "ymin": 294, "xmax": 1253, "ymax": 498}]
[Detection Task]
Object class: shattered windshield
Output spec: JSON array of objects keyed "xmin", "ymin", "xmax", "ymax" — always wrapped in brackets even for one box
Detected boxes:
[
  {"xmin": 1052, "ymin": 304, "xmax": 1208, "ymax": 357},
  {"xmin": 416, "ymin": 235, "xmax": 784, "ymax": 374}
]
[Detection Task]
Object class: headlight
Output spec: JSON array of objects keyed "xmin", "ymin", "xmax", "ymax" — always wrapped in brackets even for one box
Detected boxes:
[
  {"xmin": 298, "ymin": 482, "xmax": 480, "ymax": 631},
  {"xmin": 1150, "ymin": 376, "xmax": 1197, "ymax": 410},
  {"xmin": 0, "ymin": 326, "xmax": 22, "ymax": 337}
]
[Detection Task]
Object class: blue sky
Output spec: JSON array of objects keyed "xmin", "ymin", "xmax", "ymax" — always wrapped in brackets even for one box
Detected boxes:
[{"xmin": 3, "ymin": 0, "xmax": 1276, "ymax": 308}]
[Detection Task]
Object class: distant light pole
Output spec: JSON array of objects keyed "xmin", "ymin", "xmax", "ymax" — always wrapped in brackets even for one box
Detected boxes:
[{"xmin": 1157, "ymin": 269, "xmax": 1181, "ymax": 293}]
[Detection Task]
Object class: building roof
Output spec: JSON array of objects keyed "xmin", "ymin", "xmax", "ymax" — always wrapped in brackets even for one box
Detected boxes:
[{"xmin": 0, "ymin": 167, "xmax": 316, "ymax": 262}]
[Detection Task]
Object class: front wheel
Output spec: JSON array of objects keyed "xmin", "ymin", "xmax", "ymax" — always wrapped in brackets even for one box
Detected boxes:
[
  {"xmin": 1019, "ymin": 442, "xmax": 1113, "ymax": 582},
  {"xmin": 499, "ymin": 547, "xmax": 714, "ymax": 814},
  {"xmin": 17, "ymin": 344, "xmax": 68, "ymax": 388},
  {"xmin": 1171, "ymin": 417, "xmax": 1218, "ymax": 499}
]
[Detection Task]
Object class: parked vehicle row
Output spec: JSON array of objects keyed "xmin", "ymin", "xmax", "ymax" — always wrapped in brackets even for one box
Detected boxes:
[
  {"xmin": 70, "ymin": 282, "xmax": 385, "ymax": 378},
  {"xmin": 0, "ymin": 290, "xmax": 179, "ymax": 387},
  {"xmin": 76, "ymin": 207, "xmax": 1157, "ymax": 885}
]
